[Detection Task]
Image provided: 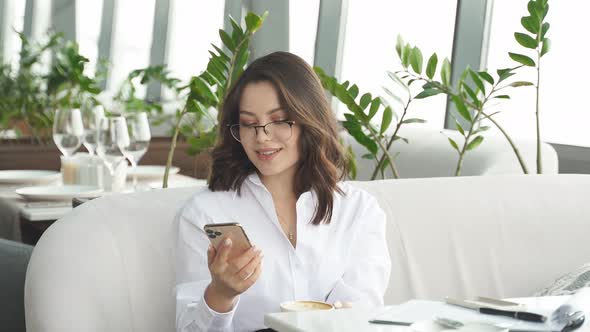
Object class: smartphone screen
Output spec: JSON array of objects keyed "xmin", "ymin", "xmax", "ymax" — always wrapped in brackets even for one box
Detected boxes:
[{"xmin": 204, "ymin": 222, "xmax": 252, "ymax": 259}]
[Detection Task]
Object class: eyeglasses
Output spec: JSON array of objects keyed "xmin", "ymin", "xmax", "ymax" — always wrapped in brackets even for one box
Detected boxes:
[{"xmin": 228, "ymin": 120, "xmax": 295, "ymax": 142}]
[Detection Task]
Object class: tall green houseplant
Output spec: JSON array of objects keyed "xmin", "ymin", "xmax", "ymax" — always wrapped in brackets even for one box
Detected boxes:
[{"xmin": 162, "ymin": 11, "xmax": 268, "ymax": 187}]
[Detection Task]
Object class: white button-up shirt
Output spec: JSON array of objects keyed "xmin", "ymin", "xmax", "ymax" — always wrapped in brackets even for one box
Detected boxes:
[{"xmin": 174, "ymin": 173, "xmax": 391, "ymax": 332}]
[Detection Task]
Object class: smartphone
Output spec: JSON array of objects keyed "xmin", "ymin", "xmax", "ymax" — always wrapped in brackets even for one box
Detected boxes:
[{"xmin": 203, "ymin": 222, "xmax": 252, "ymax": 259}]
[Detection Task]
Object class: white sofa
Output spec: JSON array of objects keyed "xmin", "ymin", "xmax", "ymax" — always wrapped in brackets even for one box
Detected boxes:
[
  {"xmin": 343, "ymin": 126, "xmax": 559, "ymax": 179},
  {"xmin": 24, "ymin": 174, "xmax": 590, "ymax": 331}
]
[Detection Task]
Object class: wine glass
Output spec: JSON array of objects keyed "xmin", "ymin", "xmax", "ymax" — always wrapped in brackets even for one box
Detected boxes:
[
  {"xmin": 81, "ymin": 105, "xmax": 105, "ymax": 156},
  {"xmin": 96, "ymin": 116, "xmax": 129, "ymax": 177},
  {"xmin": 120, "ymin": 112, "xmax": 151, "ymax": 190},
  {"xmin": 53, "ymin": 108, "xmax": 84, "ymax": 157}
]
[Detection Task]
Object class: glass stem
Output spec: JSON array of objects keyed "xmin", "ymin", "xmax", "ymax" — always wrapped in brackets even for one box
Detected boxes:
[{"xmin": 131, "ymin": 161, "xmax": 138, "ymax": 190}]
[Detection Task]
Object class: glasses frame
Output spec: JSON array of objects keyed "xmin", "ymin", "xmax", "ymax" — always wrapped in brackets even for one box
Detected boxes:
[{"xmin": 227, "ymin": 120, "xmax": 295, "ymax": 142}]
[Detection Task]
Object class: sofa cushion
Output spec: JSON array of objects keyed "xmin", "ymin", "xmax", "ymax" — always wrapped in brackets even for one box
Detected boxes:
[{"xmin": 534, "ymin": 263, "xmax": 590, "ymax": 296}]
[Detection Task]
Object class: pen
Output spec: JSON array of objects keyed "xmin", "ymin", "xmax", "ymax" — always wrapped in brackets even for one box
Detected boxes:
[{"xmin": 479, "ymin": 307, "xmax": 547, "ymax": 323}]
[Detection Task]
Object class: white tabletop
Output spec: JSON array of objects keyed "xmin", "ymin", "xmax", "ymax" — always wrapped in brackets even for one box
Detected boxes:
[
  {"xmin": 0, "ymin": 174, "xmax": 206, "ymax": 221},
  {"xmin": 265, "ymin": 306, "xmax": 404, "ymax": 332},
  {"xmin": 264, "ymin": 296, "xmax": 576, "ymax": 332}
]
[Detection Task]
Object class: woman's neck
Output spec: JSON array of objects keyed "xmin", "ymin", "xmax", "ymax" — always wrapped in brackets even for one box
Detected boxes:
[{"xmin": 259, "ymin": 169, "xmax": 297, "ymax": 201}]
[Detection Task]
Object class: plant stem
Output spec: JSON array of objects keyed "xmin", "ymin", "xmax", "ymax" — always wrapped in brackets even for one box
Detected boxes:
[
  {"xmin": 370, "ymin": 98, "xmax": 411, "ymax": 180},
  {"xmin": 482, "ymin": 112, "xmax": 529, "ymax": 174},
  {"xmin": 535, "ymin": 49, "xmax": 542, "ymax": 174},
  {"xmin": 163, "ymin": 110, "xmax": 185, "ymax": 188}
]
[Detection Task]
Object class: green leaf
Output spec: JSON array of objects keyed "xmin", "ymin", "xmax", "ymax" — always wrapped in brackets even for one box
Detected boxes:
[
  {"xmin": 382, "ymin": 86, "xmax": 404, "ymax": 106},
  {"xmin": 541, "ymin": 22, "xmax": 550, "ymax": 39},
  {"xmin": 466, "ymin": 135, "xmax": 484, "ymax": 151},
  {"xmin": 451, "ymin": 95, "xmax": 472, "ymax": 122},
  {"xmin": 426, "ymin": 53, "xmax": 438, "ymax": 80},
  {"xmin": 415, "ymin": 89, "xmax": 442, "ymax": 99},
  {"xmin": 527, "ymin": 1, "xmax": 542, "ymax": 19},
  {"xmin": 212, "ymin": 44, "xmax": 230, "ymax": 62},
  {"xmin": 521, "ymin": 16, "xmax": 539, "ymax": 34},
  {"xmin": 475, "ymin": 125, "xmax": 491, "ymax": 134},
  {"xmin": 395, "ymin": 35, "xmax": 404, "ymax": 59},
  {"xmin": 380, "ymin": 106, "xmax": 393, "ymax": 134},
  {"xmin": 469, "ymin": 69, "xmax": 486, "ymax": 94},
  {"xmin": 509, "ymin": 81, "xmax": 534, "ymax": 87},
  {"xmin": 497, "ymin": 68, "xmax": 516, "ymax": 83},
  {"xmin": 514, "ymin": 32, "xmax": 538, "ymax": 49},
  {"xmin": 401, "ymin": 43, "xmax": 412, "ymax": 69},
  {"xmin": 448, "ymin": 137, "xmax": 460, "ymax": 152},
  {"xmin": 359, "ymin": 93, "xmax": 372, "ymax": 110},
  {"xmin": 409, "ymin": 47, "xmax": 423, "ymax": 74},
  {"xmin": 462, "ymin": 84, "xmax": 479, "ymax": 107},
  {"xmin": 401, "ymin": 118, "xmax": 426, "ymax": 124},
  {"xmin": 509, "ymin": 52, "xmax": 536, "ymax": 67},
  {"xmin": 229, "ymin": 16, "xmax": 243, "ymax": 36},
  {"xmin": 493, "ymin": 95, "xmax": 511, "ymax": 99},
  {"xmin": 393, "ymin": 136, "xmax": 409, "ymax": 144},
  {"xmin": 368, "ymin": 98, "xmax": 381, "ymax": 119},
  {"xmin": 387, "ymin": 70, "xmax": 410, "ymax": 93},
  {"xmin": 219, "ymin": 30, "xmax": 234, "ymax": 50},
  {"xmin": 541, "ymin": 38, "xmax": 551, "ymax": 56},
  {"xmin": 455, "ymin": 120, "xmax": 465, "ymax": 136},
  {"xmin": 362, "ymin": 153, "xmax": 375, "ymax": 160},
  {"xmin": 477, "ymin": 71, "xmax": 494, "ymax": 85},
  {"xmin": 441, "ymin": 58, "xmax": 451, "ymax": 86},
  {"xmin": 343, "ymin": 120, "xmax": 378, "ymax": 154},
  {"xmin": 245, "ymin": 11, "xmax": 267, "ymax": 33},
  {"xmin": 348, "ymin": 84, "xmax": 359, "ymax": 99},
  {"xmin": 192, "ymin": 76, "xmax": 218, "ymax": 104}
]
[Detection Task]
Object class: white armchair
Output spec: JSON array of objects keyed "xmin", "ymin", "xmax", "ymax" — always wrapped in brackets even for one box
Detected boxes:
[{"xmin": 25, "ymin": 175, "xmax": 589, "ymax": 331}]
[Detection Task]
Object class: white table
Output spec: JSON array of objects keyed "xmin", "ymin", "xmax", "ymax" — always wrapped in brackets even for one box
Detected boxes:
[
  {"xmin": 264, "ymin": 296, "xmax": 579, "ymax": 332},
  {"xmin": 0, "ymin": 174, "xmax": 206, "ymax": 242}
]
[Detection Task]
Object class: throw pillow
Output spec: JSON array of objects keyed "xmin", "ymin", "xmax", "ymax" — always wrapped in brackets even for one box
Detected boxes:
[{"xmin": 534, "ymin": 263, "xmax": 590, "ymax": 296}]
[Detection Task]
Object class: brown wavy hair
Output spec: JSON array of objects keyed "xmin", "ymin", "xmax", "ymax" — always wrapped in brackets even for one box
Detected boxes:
[{"xmin": 208, "ymin": 51, "xmax": 347, "ymax": 225}]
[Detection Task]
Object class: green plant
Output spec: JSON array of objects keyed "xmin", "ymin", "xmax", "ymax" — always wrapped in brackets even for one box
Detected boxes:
[
  {"xmin": 509, "ymin": 0, "xmax": 550, "ymax": 173},
  {"xmin": 396, "ymin": 35, "xmax": 533, "ymax": 175},
  {"xmin": 0, "ymin": 32, "xmax": 61, "ymax": 142},
  {"xmin": 46, "ymin": 35, "xmax": 101, "ymax": 111},
  {"xmin": 315, "ymin": 68, "xmax": 402, "ymax": 180},
  {"xmin": 114, "ymin": 65, "xmax": 182, "ymax": 126},
  {"xmin": 0, "ymin": 31, "xmax": 102, "ymax": 143},
  {"xmin": 161, "ymin": 11, "xmax": 268, "ymax": 187}
]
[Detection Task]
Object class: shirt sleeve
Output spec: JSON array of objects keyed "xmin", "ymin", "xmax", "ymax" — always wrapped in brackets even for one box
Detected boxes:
[
  {"xmin": 174, "ymin": 203, "xmax": 239, "ymax": 332},
  {"xmin": 326, "ymin": 194, "xmax": 391, "ymax": 307}
]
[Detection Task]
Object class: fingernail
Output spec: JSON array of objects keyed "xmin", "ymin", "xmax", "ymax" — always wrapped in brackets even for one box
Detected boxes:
[
  {"xmin": 224, "ymin": 238, "xmax": 232, "ymax": 246},
  {"xmin": 251, "ymin": 245, "xmax": 257, "ymax": 251}
]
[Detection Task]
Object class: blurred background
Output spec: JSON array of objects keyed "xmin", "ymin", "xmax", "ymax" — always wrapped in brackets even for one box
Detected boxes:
[{"xmin": 0, "ymin": 0, "xmax": 588, "ymax": 174}]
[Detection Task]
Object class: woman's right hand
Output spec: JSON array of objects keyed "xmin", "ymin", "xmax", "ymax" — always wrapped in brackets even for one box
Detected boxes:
[{"xmin": 204, "ymin": 238, "xmax": 264, "ymax": 313}]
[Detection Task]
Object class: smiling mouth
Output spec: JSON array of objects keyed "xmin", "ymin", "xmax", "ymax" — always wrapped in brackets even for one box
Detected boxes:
[{"xmin": 256, "ymin": 148, "xmax": 282, "ymax": 156}]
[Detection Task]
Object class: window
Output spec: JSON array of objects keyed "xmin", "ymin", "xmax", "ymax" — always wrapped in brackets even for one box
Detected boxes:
[
  {"xmin": 1, "ymin": 0, "xmax": 27, "ymax": 69},
  {"xmin": 340, "ymin": 0, "xmax": 458, "ymax": 128},
  {"xmin": 107, "ymin": 0, "xmax": 156, "ymax": 97},
  {"xmin": 486, "ymin": 0, "xmax": 590, "ymax": 146},
  {"xmin": 289, "ymin": 0, "xmax": 320, "ymax": 65},
  {"xmin": 76, "ymin": 0, "xmax": 104, "ymax": 77},
  {"xmin": 163, "ymin": 0, "xmax": 225, "ymax": 100}
]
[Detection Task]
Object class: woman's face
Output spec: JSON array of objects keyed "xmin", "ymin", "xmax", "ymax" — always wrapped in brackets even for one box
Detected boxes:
[{"xmin": 237, "ymin": 81, "xmax": 301, "ymax": 179}]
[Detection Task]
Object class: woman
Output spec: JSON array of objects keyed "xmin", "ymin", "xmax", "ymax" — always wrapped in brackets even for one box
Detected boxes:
[{"xmin": 174, "ymin": 51, "xmax": 391, "ymax": 332}]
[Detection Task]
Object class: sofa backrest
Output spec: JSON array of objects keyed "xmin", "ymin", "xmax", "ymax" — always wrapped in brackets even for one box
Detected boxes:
[{"xmin": 25, "ymin": 175, "xmax": 590, "ymax": 331}]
